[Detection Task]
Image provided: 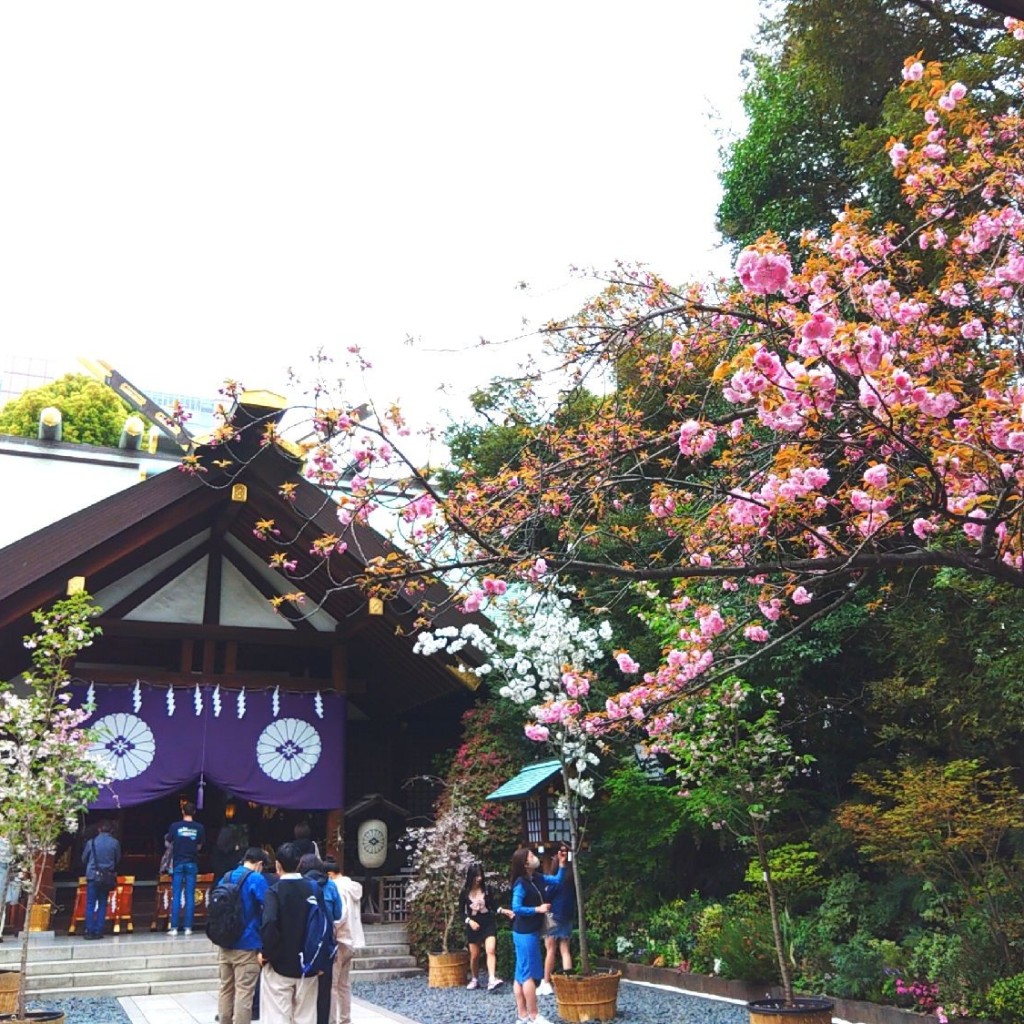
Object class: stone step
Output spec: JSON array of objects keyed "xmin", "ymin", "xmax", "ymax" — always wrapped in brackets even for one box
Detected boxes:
[{"xmin": 0, "ymin": 925, "xmax": 421, "ymax": 998}]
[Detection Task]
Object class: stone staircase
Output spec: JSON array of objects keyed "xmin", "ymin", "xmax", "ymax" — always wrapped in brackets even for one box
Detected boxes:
[{"xmin": 0, "ymin": 924, "xmax": 419, "ymax": 1000}]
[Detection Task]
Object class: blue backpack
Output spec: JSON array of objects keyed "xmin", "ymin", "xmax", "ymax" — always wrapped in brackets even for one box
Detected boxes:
[{"xmin": 300, "ymin": 881, "xmax": 337, "ymax": 977}]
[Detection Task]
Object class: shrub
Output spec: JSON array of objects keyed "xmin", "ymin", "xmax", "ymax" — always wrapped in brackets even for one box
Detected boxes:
[
  {"xmin": 716, "ymin": 893, "xmax": 778, "ymax": 985},
  {"xmin": 690, "ymin": 903, "xmax": 725, "ymax": 974},
  {"xmin": 987, "ymin": 972, "xmax": 1024, "ymax": 1024},
  {"xmin": 825, "ymin": 931, "xmax": 891, "ymax": 1001},
  {"xmin": 584, "ymin": 875, "xmax": 643, "ymax": 958}
]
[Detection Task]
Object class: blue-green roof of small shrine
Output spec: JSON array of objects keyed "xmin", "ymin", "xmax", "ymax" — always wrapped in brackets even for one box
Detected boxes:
[{"xmin": 485, "ymin": 759, "xmax": 561, "ymax": 801}]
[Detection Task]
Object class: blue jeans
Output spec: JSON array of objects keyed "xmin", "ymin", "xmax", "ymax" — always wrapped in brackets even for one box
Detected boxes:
[
  {"xmin": 85, "ymin": 879, "xmax": 110, "ymax": 936},
  {"xmin": 171, "ymin": 860, "xmax": 198, "ymax": 929}
]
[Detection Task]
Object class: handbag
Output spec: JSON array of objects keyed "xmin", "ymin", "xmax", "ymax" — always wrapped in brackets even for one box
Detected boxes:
[{"xmin": 86, "ymin": 839, "xmax": 118, "ymax": 890}]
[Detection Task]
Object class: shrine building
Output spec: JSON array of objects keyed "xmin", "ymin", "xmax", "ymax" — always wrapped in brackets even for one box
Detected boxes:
[{"xmin": 0, "ymin": 390, "xmax": 482, "ymax": 921}]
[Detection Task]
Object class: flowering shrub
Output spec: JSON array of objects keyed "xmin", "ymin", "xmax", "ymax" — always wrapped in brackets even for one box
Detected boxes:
[
  {"xmin": 0, "ymin": 592, "xmax": 111, "ymax": 1019},
  {"xmin": 401, "ymin": 785, "xmax": 476, "ymax": 956}
]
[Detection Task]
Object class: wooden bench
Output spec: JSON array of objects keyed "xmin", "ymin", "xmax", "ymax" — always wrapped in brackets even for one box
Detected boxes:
[
  {"xmin": 150, "ymin": 872, "xmax": 215, "ymax": 931},
  {"xmin": 68, "ymin": 876, "xmax": 136, "ymax": 935}
]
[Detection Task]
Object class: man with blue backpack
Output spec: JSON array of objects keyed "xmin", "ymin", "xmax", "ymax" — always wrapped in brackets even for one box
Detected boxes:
[
  {"xmin": 208, "ymin": 847, "xmax": 268, "ymax": 1024},
  {"xmin": 259, "ymin": 842, "xmax": 338, "ymax": 1024}
]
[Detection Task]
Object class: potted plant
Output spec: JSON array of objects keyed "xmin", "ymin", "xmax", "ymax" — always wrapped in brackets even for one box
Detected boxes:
[
  {"xmin": 415, "ymin": 589, "xmax": 622, "ymax": 1021},
  {"xmin": 662, "ymin": 677, "xmax": 832, "ymax": 1023},
  {"xmin": 401, "ymin": 780, "xmax": 476, "ymax": 987},
  {"xmin": 0, "ymin": 592, "xmax": 111, "ymax": 1024}
]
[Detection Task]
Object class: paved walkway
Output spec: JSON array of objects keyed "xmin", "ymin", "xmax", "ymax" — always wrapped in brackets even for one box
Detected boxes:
[{"xmin": 118, "ymin": 991, "xmax": 418, "ymax": 1024}]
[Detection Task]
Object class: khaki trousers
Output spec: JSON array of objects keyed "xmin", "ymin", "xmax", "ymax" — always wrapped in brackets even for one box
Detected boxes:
[
  {"xmin": 329, "ymin": 943, "xmax": 356, "ymax": 1024},
  {"xmin": 217, "ymin": 948, "xmax": 261, "ymax": 1024},
  {"xmin": 260, "ymin": 963, "xmax": 319, "ymax": 1024}
]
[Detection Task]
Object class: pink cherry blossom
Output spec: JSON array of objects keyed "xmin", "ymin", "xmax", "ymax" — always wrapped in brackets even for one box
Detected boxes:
[
  {"xmin": 736, "ymin": 248, "xmax": 793, "ymax": 296},
  {"xmin": 903, "ymin": 61, "xmax": 924, "ymax": 81},
  {"xmin": 913, "ymin": 518, "xmax": 937, "ymax": 539},
  {"xmin": 791, "ymin": 587, "xmax": 813, "ymax": 605},
  {"xmin": 863, "ymin": 464, "xmax": 889, "ymax": 488},
  {"xmin": 615, "ymin": 652, "xmax": 640, "ymax": 674}
]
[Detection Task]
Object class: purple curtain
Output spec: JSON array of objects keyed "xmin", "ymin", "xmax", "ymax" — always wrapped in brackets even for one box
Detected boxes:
[{"xmin": 79, "ymin": 683, "xmax": 344, "ymax": 811}]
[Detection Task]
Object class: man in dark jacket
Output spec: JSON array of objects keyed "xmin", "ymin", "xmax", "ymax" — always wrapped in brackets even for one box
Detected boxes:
[
  {"xmin": 259, "ymin": 842, "xmax": 319, "ymax": 1024},
  {"xmin": 216, "ymin": 847, "xmax": 268, "ymax": 1024},
  {"xmin": 82, "ymin": 820, "xmax": 121, "ymax": 939}
]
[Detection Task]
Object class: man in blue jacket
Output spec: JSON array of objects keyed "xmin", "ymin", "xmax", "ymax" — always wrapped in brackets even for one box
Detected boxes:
[
  {"xmin": 82, "ymin": 821, "xmax": 121, "ymax": 939},
  {"xmin": 216, "ymin": 847, "xmax": 269, "ymax": 1024}
]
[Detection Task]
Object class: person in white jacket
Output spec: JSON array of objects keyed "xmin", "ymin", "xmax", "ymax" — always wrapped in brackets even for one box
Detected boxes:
[{"xmin": 324, "ymin": 859, "xmax": 364, "ymax": 1024}]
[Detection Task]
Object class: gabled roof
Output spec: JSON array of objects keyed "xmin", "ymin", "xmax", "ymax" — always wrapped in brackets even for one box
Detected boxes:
[
  {"xmin": 486, "ymin": 759, "xmax": 561, "ymax": 801},
  {"xmin": 0, "ymin": 393, "xmax": 489, "ymax": 718}
]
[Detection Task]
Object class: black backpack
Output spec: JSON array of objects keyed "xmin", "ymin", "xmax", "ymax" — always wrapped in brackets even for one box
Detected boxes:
[{"xmin": 206, "ymin": 868, "xmax": 253, "ymax": 948}]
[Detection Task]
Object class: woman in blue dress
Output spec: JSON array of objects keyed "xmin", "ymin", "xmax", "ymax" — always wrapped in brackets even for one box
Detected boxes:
[{"xmin": 509, "ymin": 847, "xmax": 563, "ymax": 1024}]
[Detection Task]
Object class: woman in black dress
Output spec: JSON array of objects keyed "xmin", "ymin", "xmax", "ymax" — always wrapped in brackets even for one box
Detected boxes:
[{"xmin": 459, "ymin": 861, "xmax": 506, "ymax": 991}]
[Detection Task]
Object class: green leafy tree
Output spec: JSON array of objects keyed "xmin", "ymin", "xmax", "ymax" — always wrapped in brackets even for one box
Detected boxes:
[
  {"xmin": 717, "ymin": 0, "xmax": 1008, "ymax": 249},
  {"xmin": 0, "ymin": 373, "xmax": 137, "ymax": 447}
]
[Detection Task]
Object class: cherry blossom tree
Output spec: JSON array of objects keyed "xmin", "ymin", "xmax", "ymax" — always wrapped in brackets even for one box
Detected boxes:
[{"xmin": 189, "ymin": 29, "xmax": 1024, "ymax": 714}]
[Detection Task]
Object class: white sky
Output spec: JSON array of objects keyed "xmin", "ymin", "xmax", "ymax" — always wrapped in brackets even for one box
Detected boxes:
[{"xmin": 1, "ymin": 2, "xmax": 760, "ymax": 428}]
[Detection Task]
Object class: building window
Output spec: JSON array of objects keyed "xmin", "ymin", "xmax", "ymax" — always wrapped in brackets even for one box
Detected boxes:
[
  {"xmin": 525, "ymin": 797, "xmax": 542, "ymax": 843},
  {"xmin": 546, "ymin": 801, "xmax": 571, "ymax": 844}
]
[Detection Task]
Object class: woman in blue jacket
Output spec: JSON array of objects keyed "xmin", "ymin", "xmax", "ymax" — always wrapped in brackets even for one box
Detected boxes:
[{"xmin": 509, "ymin": 846, "xmax": 563, "ymax": 1024}]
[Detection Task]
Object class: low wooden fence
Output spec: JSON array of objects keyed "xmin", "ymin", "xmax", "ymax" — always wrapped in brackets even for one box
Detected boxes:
[{"xmin": 355, "ymin": 874, "xmax": 410, "ymax": 923}]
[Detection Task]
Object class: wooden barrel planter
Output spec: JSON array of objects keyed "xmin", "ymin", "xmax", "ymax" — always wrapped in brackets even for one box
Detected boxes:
[
  {"xmin": 748, "ymin": 998, "xmax": 834, "ymax": 1024},
  {"xmin": 551, "ymin": 970, "xmax": 621, "ymax": 1022},
  {"xmin": 0, "ymin": 972, "xmax": 18, "ymax": 1016},
  {"xmin": 0, "ymin": 1013, "xmax": 65, "ymax": 1024},
  {"xmin": 427, "ymin": 950, "xmax": 469, "ymax": 988}
]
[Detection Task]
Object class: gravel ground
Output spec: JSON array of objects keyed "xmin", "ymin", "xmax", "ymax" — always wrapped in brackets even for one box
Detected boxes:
[
  {"xmin": 354, "ymin": 976, "xmax": 750, "ymax": 1024},
  {"xmin": 23, "ymin": 996, "xmax": 132, "ymax": 1023},
  {"xmin": 16, "ymin": 977, "xmax": 747, "ymax": 1024}
]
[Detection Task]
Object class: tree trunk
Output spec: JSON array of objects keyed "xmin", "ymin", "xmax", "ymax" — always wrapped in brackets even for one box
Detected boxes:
[
  {"xmin": 753, "ymin": 824, "xmax": 793, "ymax": 1006},
  {"xmin": 17, "ymin": 859, "xmax": 36, "ymax": 1021},
  {"xmin": 561, "ymin": 765, "xmax": 590, "ymax": 975}
]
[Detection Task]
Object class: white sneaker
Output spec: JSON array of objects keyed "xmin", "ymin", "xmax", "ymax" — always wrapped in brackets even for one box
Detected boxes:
[
  {"xmin": 466, "ymin": 978, "xmax": 479, "ymax": 990},
  {"xmin": 166, "ymin": 928, "xmax": 177, "ymax": 937},
  {"xmin": 488, "ymin": 978, "xmax": 504, "ymax": 991},
  {"xmin": 536, "ymin": 980, "xmax": 554, "ymax": 996},
  {"xmin": 531, "ymin": 1015, "xmax": 554, "ymax": 1024},
  {"xmin": 183, "ymin": 928, "xmax": 192, "ymax": 936}
]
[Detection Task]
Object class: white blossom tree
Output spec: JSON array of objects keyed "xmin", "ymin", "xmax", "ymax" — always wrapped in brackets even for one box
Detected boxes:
[
  {"xmin": 415, "ymin": 588, "xmax": 609, "ymax": 973},
  {"xmin": 0, "ymin": 592, "xmax": 111, "ymax": 1019}
]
